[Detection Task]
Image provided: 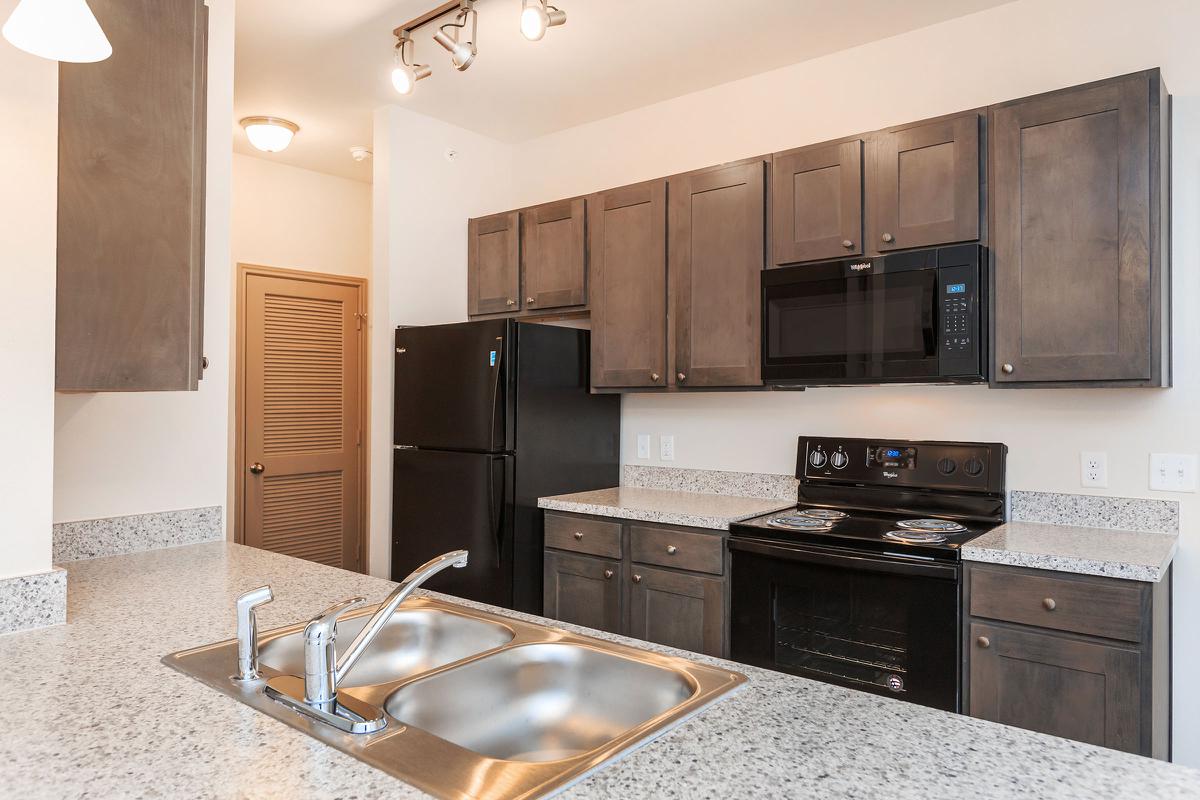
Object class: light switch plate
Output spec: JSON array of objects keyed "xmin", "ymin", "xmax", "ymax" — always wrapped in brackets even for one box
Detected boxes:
[
  {"xmin": 1150, "ymin": 453, "xmax": 1198, "ymax": 492},
  {"xmin": 660, "ymin": 435, "xmax": 675, "ymax": 461},
  {"xmin": 1080, "ymin": 452, "xmax": 1108, "ymax": 488},
  {"xmin": 636, "ymin": 434, "xmax": 650, "ymax": 460}
]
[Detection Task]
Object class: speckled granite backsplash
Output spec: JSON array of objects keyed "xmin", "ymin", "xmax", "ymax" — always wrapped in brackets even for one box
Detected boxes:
[
  {"xmin": 622, "ymin": 465, "xmax": 797, "ymax": 500},
  {"xmin": 0, "ymin": 568, "xmax": 66, "ymax": 635},
  {"xmin": 1008, "ymin": 491, "xmax": 1178, "ymax": 534},
  {"xmin": 53, "ymin": 506, "xmax": 224, "ymax": 562}
]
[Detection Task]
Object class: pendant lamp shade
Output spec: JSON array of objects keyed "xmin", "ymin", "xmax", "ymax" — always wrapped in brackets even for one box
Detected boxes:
[{"xmin": 2, "ymin": 0, "xmax": 112, "ymax": 63}]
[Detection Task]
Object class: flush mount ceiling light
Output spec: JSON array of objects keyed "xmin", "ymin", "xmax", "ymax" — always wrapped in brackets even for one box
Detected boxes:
[
  {"xmin": 391, "ymin": 31, "xmax": 432, "ymax": 95},
  {"xmin": 389, "ymin": 0, "xmax": 566, "ymax": 96},
  {"xmin": 2, "ymin": 0, "xmax": 112, "ymax": 62},
  {"xmin": 432, "ymin": 2, "xmax": 477, "ymax": 72},
  {"xmin": 519, "ymin": 0, "xmax": 565, "ymax": 41},
  {"xmin": 240, "ymin": 116, "xmax": 299, "ymax": 153}
]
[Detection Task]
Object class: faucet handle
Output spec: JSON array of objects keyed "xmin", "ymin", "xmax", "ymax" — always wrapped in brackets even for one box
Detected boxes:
[
  {"xmin": 304, "ymin": 596, "xmax": 365, "ymax": 645},
  {"xmin": 234, "ymin": 585, "xmax": 273, "ymax": 682}
]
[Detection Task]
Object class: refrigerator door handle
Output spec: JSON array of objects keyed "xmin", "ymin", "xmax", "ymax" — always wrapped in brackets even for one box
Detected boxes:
[
  {"xmin": 488, "ymin": 335, "xmax": 504, "ymax": 452},
  {"xmin": 487, "ymin": 456, "xmax": 505, "ymax": 569}
]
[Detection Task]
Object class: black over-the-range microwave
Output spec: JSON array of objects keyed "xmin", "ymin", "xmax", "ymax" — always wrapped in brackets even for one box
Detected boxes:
[{"xmin": 761, "ymin": 244, "xmax": 986, "ymax": 387}]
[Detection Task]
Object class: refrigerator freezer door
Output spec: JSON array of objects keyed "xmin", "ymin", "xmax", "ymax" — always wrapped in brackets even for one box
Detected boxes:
[
  {"xmin": 392, "ymin": 448, "xmax": 514, "ymax": 608},
  {"xmin": 394, "ymin": 320, "xmax": 510, "ymax": 452}
]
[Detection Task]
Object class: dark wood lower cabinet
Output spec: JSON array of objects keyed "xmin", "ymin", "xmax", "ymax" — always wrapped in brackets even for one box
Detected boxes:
[
  {"xmin": 964, "ymin": 562, "xmax": 1170, "ymax": 759},
  {"xmin": 543, "ymin": 512, "xmax": 728, "ymax": 658},
  {"xmin": 542, "ymin": 550, "xmax": 623, "ymax": 635}
]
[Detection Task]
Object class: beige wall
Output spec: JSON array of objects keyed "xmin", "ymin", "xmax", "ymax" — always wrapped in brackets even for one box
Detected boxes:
[
  {"xmin": 52, "ymin": 0, "xmax": 236, "ymax": 526},
  {"xmin": 232, "ymin": 153, "xmax": 371, "ymax": 278},
  {"xmin": 0, "ymin": 0, "xmax": 58, "ymax": 579},
  {"xmin": 500, "ymin": 0, "xmax": 1200, "ymax": 765}
]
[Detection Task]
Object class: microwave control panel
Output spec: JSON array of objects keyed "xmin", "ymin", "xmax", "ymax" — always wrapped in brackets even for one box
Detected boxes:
[{"xmin": 936, "ymin": 245, "xmax": 984, "ymax": 379}]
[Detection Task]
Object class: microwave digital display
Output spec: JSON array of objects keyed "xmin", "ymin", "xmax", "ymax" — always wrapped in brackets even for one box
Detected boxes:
[{"xmin": 946, "ymin": 283, "xmax": 967, "ymax": 294}]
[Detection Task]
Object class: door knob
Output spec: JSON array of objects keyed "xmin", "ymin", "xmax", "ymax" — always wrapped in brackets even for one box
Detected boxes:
[
  {"xmin": 527, "ymin": 297, "xmax": 535, "ymax": 304},
  {"xmin": 881, "ymin": 232, "xmax": 895, "ymax": 243},
  {"xmin": 977, "ymin": 636, "xmax": 991, "ymax": 649},
  {"xmin": 603, "ymin": 569, "xmax": 613, "ymax": 580},
  {"xmin": 1001, "ymin": 363, "xmax": 1015, "ymax": 374},
  {"xmin": 650, "ymin": 373, "xmax": 660, "ymax": 382},
  {"xmin": 677, "ymin": 372, "xmax": 686, "ymax": 382},
  {"xmin": 248, "ymin": 462, "xmax": 265, "ymax": 475},
  {"xmin": 841, "ymin": 239, "xmax": 854, "ymax": 249},
  {"xmin": 632, "ymin": 574, "xmax": 642, "ymax": 584},
  {"xmin": 506, "ymin": 298, "xmax": 516, "ymax": 306}
]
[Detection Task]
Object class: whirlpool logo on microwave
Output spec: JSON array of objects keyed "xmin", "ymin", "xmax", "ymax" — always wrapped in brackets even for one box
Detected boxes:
[{"xmin": 849, "ymin": 262, "xmax": 873, "ymax": 272}]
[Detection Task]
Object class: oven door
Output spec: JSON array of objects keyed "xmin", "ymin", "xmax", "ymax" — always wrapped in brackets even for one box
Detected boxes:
[
  {"xmin": 762, "ymin": 262, "xmax": 939, "ymax": 384},
  {"xmin": 729, "ymin": 537, "xmax": 962, "ymax": 711}
]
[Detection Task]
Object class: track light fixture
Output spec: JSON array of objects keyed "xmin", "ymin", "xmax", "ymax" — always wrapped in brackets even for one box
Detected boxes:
[
  {"xmin": 519, "ymin": 0, "xmax": 566, "ymax": 41},
  {"xmin": 432, "ymin": 2, "xmax": 477, "ymax": 71},
  {"xmin": 391, "ymin": 31, "xmax": 432, "ymax": 95}
]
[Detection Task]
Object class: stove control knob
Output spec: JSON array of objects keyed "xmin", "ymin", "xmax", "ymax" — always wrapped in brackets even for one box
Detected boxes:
[
  {"xmin": 937, "ymin": 457, "xmax": 957, "ymax": 476},
  {"xmin": 830, "ymin": 451, "xmax": 849, "ymax": 469},
  {"xmin": 964, "ymin": 457, "xmax": 985, "ymax": 477},
  {"xmin": 809, "ymin": 449, "xmax": 828, "ymax": 468}
]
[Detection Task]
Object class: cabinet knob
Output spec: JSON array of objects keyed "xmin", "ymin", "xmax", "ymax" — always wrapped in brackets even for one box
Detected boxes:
[
  {"xmin": 841, "ymin": 239, "xmax": 854, "ymax": 249},
  {"xmin": 248, "ymin": 462, "xmax": 265, "ymax": 475},
  {"xmin": 506, "ymin": 298, "xmax": 516, "ymax": 306},
  {"xmin": 977, "ymin": 636, "xmax": 991, "ymax": 649},
  {"xmin": 603, "ymin": 569, "xmax": 613, "ymax": 580},
  {"xmin": 677, "ymin": 372, "xmax": 686, "ymax": 382},
  {"xmin": 527, "ymin": 297, "xmax": 535, "ymax": 304},
  {"xmin": 650, "ymin": 373, "xmax": 660, "ymax": 382},
  {"xmin": 666, "ymin": 545, "xmax": 678, "ymax": 555},
  {"xmin": 881, "ymin": 232, "xmax": 895, "ymax": 243},
  {"xmin": 573, "ymin": 531, "xmax": 583, "ymax": 541},
  {"xmin": 1043, "ymin": 597, "xmax": 1056, "ymax": 611},
  {"xmin": 632, "ymin": 574, "xmax": 642, "ymax": 584},
  {"xmin": 1001, "ymin": 363, "xmax": 1015, "ymax": 374}
]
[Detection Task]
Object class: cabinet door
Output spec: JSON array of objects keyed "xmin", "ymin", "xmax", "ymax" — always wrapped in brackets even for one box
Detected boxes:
[
  {"xmin": 56, "ymin": 0, "xmax": 208, "ymax": 391},
  {"xmin": 868, "ymin": 112, "xmax": 981, "ymax": 253},
  {"xmin": 969, "ymin": 622, "xmax": 1143, "ymax": 754},
  {"xmin": 669, "ymin": 160, "xmax": 764, "ymax": 388},
  {"xmin": 543, "ymin": 550, "xmax": 623, "ymax": 634},
  {"xmin": 771, "ymin": 139, "xmax": 863, "ymax": 265},
  {"xmin": 587, "ymin": 181, "xmax": 668, "ymax": 388},
  {"xmin": 468, "ymin": 211, "xmax": 520, "ymax": 315},
  {"xmin": 628, "ymin": 566, "xmax": 724, "ymax": 657},
  {"xmin": 521, "ymin": 198, "xmax": 586, "ymax": 311},
  {"xmin": 990, "ymin": 72, "xmax": 1163, "ymax": 385}
]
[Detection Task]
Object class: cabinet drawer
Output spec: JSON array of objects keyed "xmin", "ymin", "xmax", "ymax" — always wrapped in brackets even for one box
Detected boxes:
[
  {"xmin": 969, "ymin": 566, "xmax": 1144, "ymax": 642},
  {"xmin": 544, "ymin": 512, "xmax": 622, "ymax": 558},
  {"xmin": 630, "ymin": 525, "xmax": 724, "ymax": 575}
]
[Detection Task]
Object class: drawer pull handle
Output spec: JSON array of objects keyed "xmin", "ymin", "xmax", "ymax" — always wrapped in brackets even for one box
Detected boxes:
[
  {"xmin": 1043, "ymin": 597, "xmax": 1056, "ymax": 611},
  {"xmin": 633, "ymin": 574, "xmax": 642, "ymax": 584},
  {"xmin": 666, "ymin": 545, "xmax": 678, "ymax": 555},
  {"xmin": 603, "ymin": 569, "xmax": 613, "ymax": 580},
  {"xmin": 573, "ymin": 531, "xmax": 583, "ymax": 541},
  {"xmin": 977, "ymin": 636, "xmax": 991, "ymax": 649}
]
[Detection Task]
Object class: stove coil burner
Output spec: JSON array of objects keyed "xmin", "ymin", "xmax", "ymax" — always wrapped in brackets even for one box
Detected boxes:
[
  {"xmin": 766, "ymin": 515, "xmax": 835, "ymax": 531},
  {"xmin": 797, "ymin": 508, "xmax": 848, "ymax": 521},
  {"xmin": 883, "ymin": 529, "xmax": 949, "ymax": 544},
  {"xmin": 896, "ymin": 518, "xmax": 967, "ymax": 533}
]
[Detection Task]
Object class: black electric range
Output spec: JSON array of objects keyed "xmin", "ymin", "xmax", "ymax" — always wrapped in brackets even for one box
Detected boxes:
[{"xmin": 728, "ymin": 435, "xmax": 1007, "ymax": 712}]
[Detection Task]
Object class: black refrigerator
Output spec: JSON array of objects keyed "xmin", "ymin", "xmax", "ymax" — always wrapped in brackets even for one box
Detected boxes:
[{"xmin": 392, "ymin": 319, "xmax": 619, "ymax": 614}]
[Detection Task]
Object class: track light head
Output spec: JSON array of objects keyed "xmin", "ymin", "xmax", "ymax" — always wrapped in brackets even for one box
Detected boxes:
[
  {"xmin": 434, "ymin": 5, "xmax": 477, "ymax": 71},
  {"xmin": 520, "ymin": 0, "xmax": 566, "ymax": 42},
  {"xmin": 391, "ymin": 33, "xmax": 431, "ymax": 95}
]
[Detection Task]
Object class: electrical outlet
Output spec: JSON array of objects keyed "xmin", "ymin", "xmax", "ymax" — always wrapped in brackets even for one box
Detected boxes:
[
  {"xmin": 1150, "ymin": 453, "xmax": 1198, "ymax": 492},
  {"xmin": 660, "ymin": 435, "xmax": 675, "ymax": 461},
  {"xmin": 1080, "ymin": 452, "xmax": 1108, "ymax": 488},
  {"xmin": 636, "ymin": 434, "xmax": 651, "ymax": 460}
]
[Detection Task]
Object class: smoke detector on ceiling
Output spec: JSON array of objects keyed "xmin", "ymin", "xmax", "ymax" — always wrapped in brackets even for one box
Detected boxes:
[{"xmin": 349, "ymin": 145, "xmax": 372, "ymax": 162}]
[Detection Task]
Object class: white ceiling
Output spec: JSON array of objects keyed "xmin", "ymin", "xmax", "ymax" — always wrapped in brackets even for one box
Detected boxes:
[{"xmin": 234, "ymin": 0, "xmax": 1013, "ymax": 181}]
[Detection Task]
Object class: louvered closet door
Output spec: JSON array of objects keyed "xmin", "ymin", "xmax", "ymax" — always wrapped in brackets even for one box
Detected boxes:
[{"xmin": 244, "ymin": 274, "xmax": 363, "ymax": 570}]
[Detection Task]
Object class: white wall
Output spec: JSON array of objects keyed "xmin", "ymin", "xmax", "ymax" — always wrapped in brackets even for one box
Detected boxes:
[
  {"xmin": 232, "ymin": 153, "xmax": 371, "ymax": 278},
  {"xmin": 368, "ymin": 106, "xmax": 515, "ymax": 576},
  {"xmin": 0, "ymin": 2, "xmax": 58, "ymax": 580},
  {"xmin": 52, "ymin": 0, "xmax": 236, "ymax": 527},
  {"xmin": 497, "ymin": 0, "xmax": 1200, "ymax": 765}
]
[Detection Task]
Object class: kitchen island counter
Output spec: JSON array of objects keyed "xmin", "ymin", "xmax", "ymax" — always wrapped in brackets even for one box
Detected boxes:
[{"xmin": 2, "ymin": 541, "xmax": 1198, "ymax": 799}]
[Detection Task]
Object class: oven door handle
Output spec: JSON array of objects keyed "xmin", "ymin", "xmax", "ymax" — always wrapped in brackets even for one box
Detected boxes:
[{"xmin": 728, "ymin": 537, "xmax": 959, "ymax": 580}]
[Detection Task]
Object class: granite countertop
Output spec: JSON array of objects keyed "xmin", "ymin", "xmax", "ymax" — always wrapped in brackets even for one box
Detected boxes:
[
  {"xmin": 962, "ymin": 521, "xmax": 1178, "ymax": 582},
  {"xmin": 2, "ymin": 542, "xmax": 1199, "ymax": 799},
  {"xmin": 538, "ymin": 486, "xmax": 793, "ymax": 530}
]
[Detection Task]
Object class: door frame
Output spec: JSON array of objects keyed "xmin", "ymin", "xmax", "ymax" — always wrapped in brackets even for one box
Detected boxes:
[{"xmin": 233, "ymin": 263, "xmax": 370, "ymax": 572}]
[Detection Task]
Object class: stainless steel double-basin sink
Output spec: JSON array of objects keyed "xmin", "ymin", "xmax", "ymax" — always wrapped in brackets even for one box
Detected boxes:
[{"xmin": 164, "ymin": 595, "xmax": 745, "ymax": 799}]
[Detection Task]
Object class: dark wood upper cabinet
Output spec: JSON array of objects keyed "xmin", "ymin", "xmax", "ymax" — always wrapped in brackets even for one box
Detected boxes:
[
  {"xmin": 467, "ymin": 211, "xmax": 521, "ymax": 316},
  {"xmin": 771, "ymin": 139, "xmax": 863, "ymax": 265},
  {"xmin": 669, "ymin": 159, "xmax": 765, "ymax": 388},
  {"xmin": 520, "ymin": 198, "xmax": 586, "ymax": 312},
  {"xmin": 868, "ymin": 111, "xmax": 982, "ymax": 253},
  {"xmin": 56, "ymin": 0, "xmax": 208, "ymax": 391},
  {"xmin": 990, "ymin": 70, "xmax": 1169, "ymax": 387},
  {"xmin": 587, "ymin": 180, "xmax": 668, "ymax": 389}
]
